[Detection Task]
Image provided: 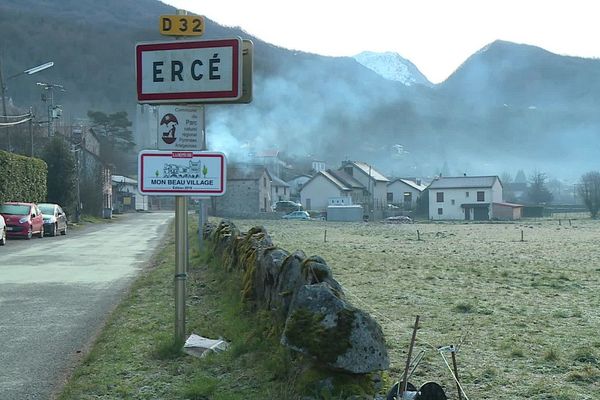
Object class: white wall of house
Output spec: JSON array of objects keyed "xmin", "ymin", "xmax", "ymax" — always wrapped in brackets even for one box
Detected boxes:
[
  {"xmin": 341, "ymin": 164, "xmax": 388, "ymax": 210},
  {"xmin": 387, "ymin": 181, "xmax": 422, "ymax": 209},
  {"xmin": 271, "ymin": 184, "xmax": 290, "ymax": 202},
  {"xmin": 429, "ymin": 181, "xmax": 503, "ymax": 220},
  {"xmin": 300, "ymin": 175, "xmax": 348, "ymax": 211},
  {"xmin": 286, "ymin": 175, "xmax": 310, "ymax": 197}
]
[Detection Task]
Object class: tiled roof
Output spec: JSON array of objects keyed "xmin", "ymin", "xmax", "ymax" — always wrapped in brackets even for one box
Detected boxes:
[
  {"xmin": 270, "ymin": 174, "xmax": 289, "ymax": 187},
  {"xmin": 344, "ymin": 161, "xmax": 389, "ymax": 182},
  {"xmin": 328, "ymin": 169, "xmax": 365, "ymax": 189},
  {"xmin": 389, "ymin": 178, "xmax": 427, "ymax": 191},
  {"xmin": 320, "ymin": 170, "xmax": 352, "ymax": 191},
  {"xmin": 428, "ymin": 176, "xmax": 500, "ymax": 189}
]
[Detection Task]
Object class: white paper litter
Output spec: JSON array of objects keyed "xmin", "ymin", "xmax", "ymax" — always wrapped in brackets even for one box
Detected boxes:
[{"xmin": 184, "ymin": 333, "xmax": 229, "ymax": 358}]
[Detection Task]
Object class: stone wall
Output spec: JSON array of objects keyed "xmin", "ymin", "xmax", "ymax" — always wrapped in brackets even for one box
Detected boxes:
[{"xmin": 204, "ymin": 220, "xmax": 389, "ymax": 374}]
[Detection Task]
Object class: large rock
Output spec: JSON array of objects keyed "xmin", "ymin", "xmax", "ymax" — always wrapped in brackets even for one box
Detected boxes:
[{"xmin": 281, "ymin": 283, "xmax": 389, "ymax": 374}]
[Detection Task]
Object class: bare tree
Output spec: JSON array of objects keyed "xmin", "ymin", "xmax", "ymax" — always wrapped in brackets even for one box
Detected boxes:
[
  {"xmin": 527, "ymin": 170, "xmax": 553, "ymax": 204},
  {"xmin": 578, "ymin": 171, "xmax": 600, "ymax": 219}
]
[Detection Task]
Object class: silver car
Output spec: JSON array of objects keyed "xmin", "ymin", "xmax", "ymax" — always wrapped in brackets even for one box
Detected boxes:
[
  {"xmin": 282, "ymin": 210, "xmax": 311, "ymax": 220},
  {"xmin": 38, "ymin": 203, "xmax": 68, "ymax": 236}
]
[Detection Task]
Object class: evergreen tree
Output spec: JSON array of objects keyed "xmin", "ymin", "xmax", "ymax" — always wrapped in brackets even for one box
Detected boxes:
[
  {"xmin": 41, "ymin": 137, "xmax": 76, "ymax": 214},
  {"xmin": 87, "ymin": 110, "xmax": 135, "ymax": 173}
]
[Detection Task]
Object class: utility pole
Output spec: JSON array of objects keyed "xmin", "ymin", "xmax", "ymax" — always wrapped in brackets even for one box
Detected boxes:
[
  {"xmin": 37, "ymin": 82, "xmax": 64, "ymax": 137},
  {"xmin": 0, "ymin": 57, "xmax": 10, "ymax": 150},
  {"xmin": 28, "ymin": 107, "xmax": 33, "ymax": 156}
]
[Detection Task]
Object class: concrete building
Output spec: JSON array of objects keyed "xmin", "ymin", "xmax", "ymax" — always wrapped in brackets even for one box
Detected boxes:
[
  {"xmin": 387, "ymin": 178, "xmax": 427, "ymax": 210},
  {"xmin": 340, "ymin": 161, "xmax": 390, "ymax": 218},
  {"xmin": 428, "ymin": 176, "xmax": 503, "ymax": 221},
  {"xmin": 300, "ymin": 170, "xmax": 353, "ymax": 211},
  {"xmin": 213, "ymin": 165, "xmax": 272, "ymax": 217},
  {"xmin": 112, "ymin": 175, "xmax": 148, "ymax": 212},
  {"xmin": 270, "ymin": 174, "xmax": 290, "ymax": 203},
  {"xmin": 286, "ymin": 174, "xmax": 311, "ymax": 200}
]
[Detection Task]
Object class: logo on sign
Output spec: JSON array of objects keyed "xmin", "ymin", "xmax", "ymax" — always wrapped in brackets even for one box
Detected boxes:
[{"xmin": 160, "ymin": 113, "xmax": 178, "ymax": 144}]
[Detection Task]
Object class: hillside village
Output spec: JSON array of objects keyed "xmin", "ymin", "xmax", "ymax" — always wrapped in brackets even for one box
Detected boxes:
[{"xmin": 206, "ymin": 149, "xmax": 583, "ymax": 222}]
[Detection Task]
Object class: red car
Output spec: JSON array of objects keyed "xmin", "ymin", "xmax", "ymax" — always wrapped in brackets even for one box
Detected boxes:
[{"xmin": 0, "ymin": 202, "xmax": 45, "ymax": 239}]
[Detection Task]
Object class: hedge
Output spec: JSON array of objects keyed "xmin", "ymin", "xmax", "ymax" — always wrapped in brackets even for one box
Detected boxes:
[{"xmin": 0, "ymin": 150, "xmax": 48, "ymax": 204}]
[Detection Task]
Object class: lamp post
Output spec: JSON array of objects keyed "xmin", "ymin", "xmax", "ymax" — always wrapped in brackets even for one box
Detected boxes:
[{"xmin": 0, "ymin": 60, "xmax": 53, "ymax": 150}]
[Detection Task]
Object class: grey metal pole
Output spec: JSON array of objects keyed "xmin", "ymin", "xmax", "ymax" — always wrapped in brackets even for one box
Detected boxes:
[
  {"xmin": 174, "ymin": 8, "xmax": 188, "ymax": 344},
  {"xmin": 175, "ymin": 195, "xmax": 188, "ymax": 342},
  {"xmin": 198, "ymin": 105, "xmax": 206, "ymax": 251}
]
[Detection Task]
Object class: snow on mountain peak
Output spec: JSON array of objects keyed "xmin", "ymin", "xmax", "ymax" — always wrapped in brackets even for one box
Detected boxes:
[{"xmin": 353, "ymin": 51, "xmax": 432, "ymax": 87}]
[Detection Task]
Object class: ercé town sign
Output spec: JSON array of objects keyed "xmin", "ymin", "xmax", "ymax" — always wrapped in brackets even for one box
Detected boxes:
[{"xmin": 135, "ymin": 38, "xmax": 243, "ymax": 103}]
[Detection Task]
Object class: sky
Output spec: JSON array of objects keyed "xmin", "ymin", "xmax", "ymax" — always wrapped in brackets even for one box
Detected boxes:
[{"xmin": 160, "ymin": 0, "xmax": 599, "ymax": 83}]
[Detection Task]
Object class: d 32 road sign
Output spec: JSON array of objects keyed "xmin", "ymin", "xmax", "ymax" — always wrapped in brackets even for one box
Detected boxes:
[
  {"xmin": 138, "ymin": 150, "xmax": 226, "ymax": 196},
  {"xmin": 136, "ymin": 38, "xmax": 242, "ymax": 103}
]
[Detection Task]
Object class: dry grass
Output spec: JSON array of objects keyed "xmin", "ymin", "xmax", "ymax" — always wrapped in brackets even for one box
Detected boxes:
[{"xmin": 226, "ymin": 217, "xmax": 600, "ymax": 399}]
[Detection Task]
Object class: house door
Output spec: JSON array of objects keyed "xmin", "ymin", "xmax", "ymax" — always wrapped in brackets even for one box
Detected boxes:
[
  {"xmin": 474, "ymin": 207, "xmax": 489, "ymax": 221},
  {"xmin": 464, "ymin": 208, "xmax": 471, "ymax": 220}
]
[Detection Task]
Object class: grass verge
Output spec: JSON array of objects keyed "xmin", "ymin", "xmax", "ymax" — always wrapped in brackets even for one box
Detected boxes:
[{"xmin": 57, "ymin": 219, "xmax": 352, "ymax": 400}]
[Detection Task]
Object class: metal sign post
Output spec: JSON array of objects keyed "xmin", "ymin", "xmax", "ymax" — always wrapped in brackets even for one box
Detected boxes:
[{"xmin": 137, "ymin": 9, "xmax": 251, "ymax": 344}]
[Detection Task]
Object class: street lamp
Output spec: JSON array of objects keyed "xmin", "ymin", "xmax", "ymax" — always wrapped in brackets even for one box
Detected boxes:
[{"xmin": 0, "ymin": 60, "xmax": 54, "ymax": 150}]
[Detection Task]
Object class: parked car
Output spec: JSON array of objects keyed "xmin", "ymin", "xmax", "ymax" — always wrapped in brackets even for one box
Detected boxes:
[
  {"xmin": 274, "ymin": 200, "xmax": 303, "ymax": 213},
  {"xmin": 0, "ymin": 202, "xmax": 45, "ymax": 239},
  {"xmin": 38, "ymin": 203, "xmax": 68, "ymax": 236},
  {"xmin": 0, "ymin": 215, "xmax": 6, "ymax": 246},
  {"xmin": 282, "ymin": 210, "xmax": 311, "ymax": 220}
]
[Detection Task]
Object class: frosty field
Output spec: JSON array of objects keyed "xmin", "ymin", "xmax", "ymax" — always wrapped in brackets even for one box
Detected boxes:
[{"xmin": 229, "ymin": 217, "xmax": 600, "ymax": 399}]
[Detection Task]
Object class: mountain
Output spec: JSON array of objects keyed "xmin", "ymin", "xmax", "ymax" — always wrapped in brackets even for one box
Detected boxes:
[
  {"xmin": 1, "ymin": 1, "xmax": 599, "ymax": 180},
  {"xmin": 353, "ymin": 51, "xmax": 432, "ymax": 87}
]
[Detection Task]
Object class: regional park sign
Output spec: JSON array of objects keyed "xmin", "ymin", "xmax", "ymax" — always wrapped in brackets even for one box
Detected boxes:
[
  {"xmin": 157, "ymin": 105, "xmax": 204, "ymax": 151},
  {"xmin": 138, "ymin": 151, "xmax": 226, "ymax": 195},
  {"xmin": 135, "ymin": 38, "xmax": 243, "ymax": 103}
]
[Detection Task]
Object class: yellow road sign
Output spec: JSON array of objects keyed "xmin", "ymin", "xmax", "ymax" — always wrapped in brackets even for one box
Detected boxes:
[{"xmin": 160, "ymin": 15, "xmax": 204, "ymax": 36}]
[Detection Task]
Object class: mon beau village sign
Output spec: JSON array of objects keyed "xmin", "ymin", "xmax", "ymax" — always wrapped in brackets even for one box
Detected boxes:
[
  {"xmin": 137, "ymin": 150, "xmax": 226, "ymax": 195},
  {"xmin": 136, "ymin": 12, "xmax": 254, "ymax": 344}
]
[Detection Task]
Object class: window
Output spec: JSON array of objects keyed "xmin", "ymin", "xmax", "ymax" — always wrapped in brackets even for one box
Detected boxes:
[
  {"xmin": 387, "ymin": 192, "xmax": 393, "ymax": 202},
  {"xmin": 436, "ymin": 192, "xmax": 444, "ymax": 202},
  {"xmin": 451, "ymin": 199, "xmax": 455, "ymax": 205},
  {"xmin": 465, "ymin": 192, "xmax": 469, "ymax": 197},
  {"xmin": 438, "ymin": 208, "xmax": 443, "ymax": 215},
  {"xmin": 284, "ymin": 187, "xmax": 287, "ymax": 195},
  {"xmin": 263, "ymin": 177, "xmax": 267, "ymax": 187},
  {"xmin": 477, "ymin": 191, "xmax": 485, "ymax": 201},
  {"xmin": 275, "ymin": 186, "xmax": 279, "ymax": 194},
  {"xmin": 344, "ymin": 167, "xmax": 353, "ymax": 176}
]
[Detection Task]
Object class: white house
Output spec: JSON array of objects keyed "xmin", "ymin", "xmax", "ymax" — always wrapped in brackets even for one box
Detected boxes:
[
  {"xmin": 340, "ymin": 161, "xmax": 390, "ymax": 216},
  {"xmin": 428, "ymin": 176, "xmax": 503, "ymax": 220},
  {"xmin": 387, "ymin": 178, "xmax": 427, "ymax": 210},
  {"xmin": 286, "ymin": 174, "xmax": 311, "ymax": 199},
  {"xmin": 270, "ymin": 174, "xmax": 290, "ymax": 202},
  {"xmin": 112, "ymin": 175, "xmax": 149, "ymax": 212},
  {"xmin": 300, "ymin": 170, "xmax": 353, "ymax": 211}
]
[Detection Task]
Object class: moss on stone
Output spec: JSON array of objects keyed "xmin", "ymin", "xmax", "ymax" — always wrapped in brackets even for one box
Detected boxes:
[
  {"xmin": 296, "ymin": 365, "xmax": 377, "ymax": 398},
  {"xmin": 285, "ymin": 307, "xmax": 355, "ymax": 364}
]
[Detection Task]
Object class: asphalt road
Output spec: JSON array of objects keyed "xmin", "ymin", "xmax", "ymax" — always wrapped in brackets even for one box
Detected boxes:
[{"xmin": 0, "ymin": 211, "xmax": 173, "ymax": 400}]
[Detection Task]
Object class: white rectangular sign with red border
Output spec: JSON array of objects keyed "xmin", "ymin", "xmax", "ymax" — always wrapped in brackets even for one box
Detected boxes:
[
  {"xmin": 138, "ymin": 150, "xmax": 226, "ymax": 196},
  {"xmin": 136, "ymin": 38, "xmax": 242, "ymax": 103}
]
